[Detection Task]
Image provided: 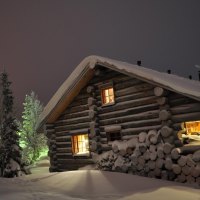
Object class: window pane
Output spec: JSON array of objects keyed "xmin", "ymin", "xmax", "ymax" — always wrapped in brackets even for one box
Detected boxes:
[
  {"xmin": 101, "ymin": 87, "xmax": 115, "ymax": 105},
  {"xmin": 105, "ymin": 89, "xmax": 109, "ymax": 96},
  {"xmin": 109, "ymin": 88, "xmax": 113, "ymax": 95},
  {"xmin": 72, "ymin": 134, "xmax": 89, "ymax": 155}
]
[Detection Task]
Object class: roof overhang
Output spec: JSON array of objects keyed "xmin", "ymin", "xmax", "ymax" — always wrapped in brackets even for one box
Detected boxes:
[{"xmin": 38, "ymin": 55, "xmax": 200, "ymax": 131}]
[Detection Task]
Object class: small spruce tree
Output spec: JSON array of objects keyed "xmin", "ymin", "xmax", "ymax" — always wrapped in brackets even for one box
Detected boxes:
[
  {"xmin": 19, "ymin": 91, "xmax": 47, "ymax": 165},
  {"xmin": 0, "ymin": 71, "xmax": 23, "ymax": 177}
]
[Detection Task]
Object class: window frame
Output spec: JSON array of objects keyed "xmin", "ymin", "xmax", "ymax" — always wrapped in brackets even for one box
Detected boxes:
[
  {"xmin": 179, "ymin": 121, "xmax": 200, "ymax": 145},
  {"xmin": 71, "ymin": 133, "xmax": 90, "ymax": 156},
  {"xmin": 100, "ymin": 82, "xmax": 115, "ymax": 106}
]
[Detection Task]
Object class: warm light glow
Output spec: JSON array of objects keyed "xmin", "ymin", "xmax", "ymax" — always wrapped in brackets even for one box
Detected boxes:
[
  {"xmin": 185, "ymin": 121, "xmax": 200, "ymax": 135},
  {"xmin": 72, "ymin": 134, "xmax": 89, "ymax": 155},
  {"xmin": 101, "ymin": 87, "xmax": 114, "ymax": 105}
]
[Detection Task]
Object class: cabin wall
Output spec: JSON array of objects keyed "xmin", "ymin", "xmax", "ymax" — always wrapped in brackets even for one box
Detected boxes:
[
  {"xmin": 168, "ymin": 92, "xmax": 200, "ymax": 131},
  {"xmin": 45, "ymin": 66, "xmax": 200, "ymax": 184},
  {"xmin": 87, "ymin": 67, "xmax": 162, "ymax": 152},
  {"xmin": 47, "ymin": 88, "xmax": 93, "ymax": 171}
]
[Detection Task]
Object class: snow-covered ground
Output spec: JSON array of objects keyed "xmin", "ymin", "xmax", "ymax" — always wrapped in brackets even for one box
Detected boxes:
[{"xmin": 0, "ymin": 164, "xmax": 200, "ymax": 200}]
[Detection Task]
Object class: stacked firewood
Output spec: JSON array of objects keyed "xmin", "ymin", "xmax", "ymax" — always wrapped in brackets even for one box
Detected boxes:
[{"xmin": 96, "ymin": 129, "xmax": 200, "ymax": 185}]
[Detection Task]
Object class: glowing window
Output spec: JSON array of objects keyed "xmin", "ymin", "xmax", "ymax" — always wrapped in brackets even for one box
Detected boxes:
[
  {"xmin": 72, "ymin": 134, "xmax": 89, "ymax": 155},
  {"xmin": 185, "ymin": 121, "xmax": 200, "ymax": 135},
  {"xmin": 101, "ymin": 87, "xmax": 115, "ymax": 105},
  {"xmin": 179, "ymin": 121, "xmax": 200, "ymax": 144}
]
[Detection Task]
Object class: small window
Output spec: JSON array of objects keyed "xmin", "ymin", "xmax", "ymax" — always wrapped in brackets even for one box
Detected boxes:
[
  {"xmin": 179, "ymin": 121, "xmax": 200, "ymax": 144},
  {"xmin": 101, "ymin": 87, "xmax": 115, "ymax": 105},
  {"xmin": 71, "ymin": 134, "xmax": 89, "ymax": 155},
  {"xmin": 185, "ymin": 121, "xmax": 200, "ymax": 135},
  {"xmin": 107, "ymin": 132, "xmax": 121, "ymax": 142}
]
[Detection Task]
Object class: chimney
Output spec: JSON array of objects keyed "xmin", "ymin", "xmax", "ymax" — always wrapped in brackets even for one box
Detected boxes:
[
  {"xmin": 167, "ymin": 69, "xmax": 171, "ymax": 74},
  {"xmin": 189, "ymin": 75, "xmax": 192, "ymax": 80},
  {"xmin": 137, "ymin": 60, "xmax": 141, "ymax": 66}
]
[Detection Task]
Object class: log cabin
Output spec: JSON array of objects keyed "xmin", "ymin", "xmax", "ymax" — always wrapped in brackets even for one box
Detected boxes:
[{"xmin": 38, "ymin": 56, "xmax": 200, "ymax": 184}]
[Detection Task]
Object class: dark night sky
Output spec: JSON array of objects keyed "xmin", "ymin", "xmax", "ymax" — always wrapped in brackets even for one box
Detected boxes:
[{"xmin": 0, "ymin": 0, "xmax": 200, "ymax": 119}]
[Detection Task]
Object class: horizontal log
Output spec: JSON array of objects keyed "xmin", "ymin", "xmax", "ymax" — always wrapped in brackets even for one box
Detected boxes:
[
  {"xmin": 114, "ymin": 78, "xmax": 143, "ymax": 90},
  {"xmin": 170, "ymin": 103, "xmax": 200, "ymax": 115},
  {"xmin": 56, "ymin": 136, "xmax": 71, "ymax": 142},
  {"xmin": 171, "ymin": 112, "xmax": 200, "ymax": 123},
  {"xmin": 67, "ymin": 98, "xmax": 88, "ymax": 108},
  {"xmin": 99, "ymin": 96, "xmax": 158, "ymax": 114},
  {"xmin": 64, "ymin": 105, "xmax": 89, "ymax": 115},
  {"xmin": 121, "ymin": 125, "xmax": 162, "ymax": 136},
  {"xmin": 55, "ymin": 122, "xmax": 89, "ymax": 132},
  {"xmin": 121, "ymin": 118, "xmax": 161, "ymax": 129},
  {"xmin": 45, "ymin": 128, "xmax": 55, "ymax": 133},
  {"xmin": 99, "ymin": 110, "xmax": 159, "ymax": 126},
  {"xmin": 56, "ymin": 152, "xmax": 73, "ymax": 157},
  {"xmin": 99, "ymin": 104, "xmax": 159, "ymax": 120},
  {"xmin": 73, "ymin": 92, "xmax": 90, "ymax": 101},
  {"xmin": 56, "ymin": 142, "xmax": 72, "ymax": 148},
  {"xmin": 173, "ymin": 145, "xmax": 200, "ymax": 155},
  {"xmin": 101, "ymin": 144, "xmax": 112, "ymax": 152},
  {"xmin": 45, "ymin": 123, "xmax": 55, "ymax": 129},
  {"xmin": 122, "ymin": 135, "xmax": 139, "ymax": 140},
  {"xmin": 115, "ymin": 90, "xmax": 155, "ymax": 104},
  {"xmin": 104, "ymin": 125, "xmax": 121, "ymax": 133},
  {"xmin": 89, "ymin": 70, "xmax": 123, "ymax": 84},
  {"xmin": 115, "ymin": 83, "xmax": 154, "ymax": 97},
  {"xmin": 57, "ymin": 148, "xmax": 72, "ymax": 153},
  {"xmin": 59, "ymin": 110, "xmax": 89, "ymax": 120},
  {"xmin": 169, "ymin": 97, "xmax": 196, "ymax": 107},
  {"xmin": 55, "ymin": 116, "xmax": 90, "ymax": 126}
]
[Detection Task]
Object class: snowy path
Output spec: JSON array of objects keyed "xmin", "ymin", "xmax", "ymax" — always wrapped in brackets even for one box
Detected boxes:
[{"xmin": 0, "ymin": 168, "xmax": 200, "ymax": 200}]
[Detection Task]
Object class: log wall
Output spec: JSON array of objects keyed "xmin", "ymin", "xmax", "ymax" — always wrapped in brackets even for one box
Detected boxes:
[
  {"xmin": 47, "ymin": 88, "xmax": 93, "ymax": 171},
  {"xmin": 90, "ymin": 67, "xmax": 162, "ymax": 151},
  {"xmin": 168, "ymin": 92, "xmax": 200, "ymax": 131},
  {"xmin": 45, "ymin": 65, "xmax": 200, "ymax": 182}
]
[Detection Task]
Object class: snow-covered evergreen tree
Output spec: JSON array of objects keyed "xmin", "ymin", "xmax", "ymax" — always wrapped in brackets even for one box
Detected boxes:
[
  {"xmin": 0, "ymin": 71, "xmax": 23, "ymax": 177},
  {"xmin": 18, "ymin": 91, "xmax": 47, "ymax": 165}
]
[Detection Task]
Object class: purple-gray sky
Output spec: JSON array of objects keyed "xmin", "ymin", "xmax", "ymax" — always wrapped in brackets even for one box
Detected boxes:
[{"xmin": 0, "ymin": 0, "xmax": 200, "ymax": 118}]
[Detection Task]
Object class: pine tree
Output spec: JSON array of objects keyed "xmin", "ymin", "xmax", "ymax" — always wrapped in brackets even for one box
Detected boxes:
[
  {"xmin": 0, "ymin": 71, "xmax": 23, "ymax": 177},
  {"xmin": 19, "ymin": 91, "xmax": 47, "ymax": 165}
]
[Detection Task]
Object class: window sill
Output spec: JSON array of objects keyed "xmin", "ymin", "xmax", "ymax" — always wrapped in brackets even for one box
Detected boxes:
[
  {"xmin": 101, "ymin": 102, "xmax": 115, "ymax": 107},
  {"xmin": 73, "ymin": 153, "xmax": 90, "ymax": 157}
]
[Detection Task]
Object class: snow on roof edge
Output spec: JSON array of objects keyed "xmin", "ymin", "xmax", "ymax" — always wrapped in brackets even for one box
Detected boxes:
[
  {"xmin": 38, "ymin": 55, "xmax": 200, "ymax": 129},
  {"xmin": 39, "ymin": 56, "xmax": 97, "ymax": 128}
]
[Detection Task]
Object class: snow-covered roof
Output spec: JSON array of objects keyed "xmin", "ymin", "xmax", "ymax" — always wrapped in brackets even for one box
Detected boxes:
[{"xmin": 38, "ymin": 55, "xmax": 200, "ymax": 128}]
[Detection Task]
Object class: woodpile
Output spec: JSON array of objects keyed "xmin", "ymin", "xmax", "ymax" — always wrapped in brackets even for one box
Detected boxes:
[{"xmin": 96, "ymin": 128, "xmax": 200, "ymax": 186}]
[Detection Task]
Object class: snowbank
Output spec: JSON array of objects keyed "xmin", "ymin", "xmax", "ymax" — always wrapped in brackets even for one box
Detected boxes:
[{"xmin": 0, "ymin": 170, "xmax": 200, "ymax": 200}]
